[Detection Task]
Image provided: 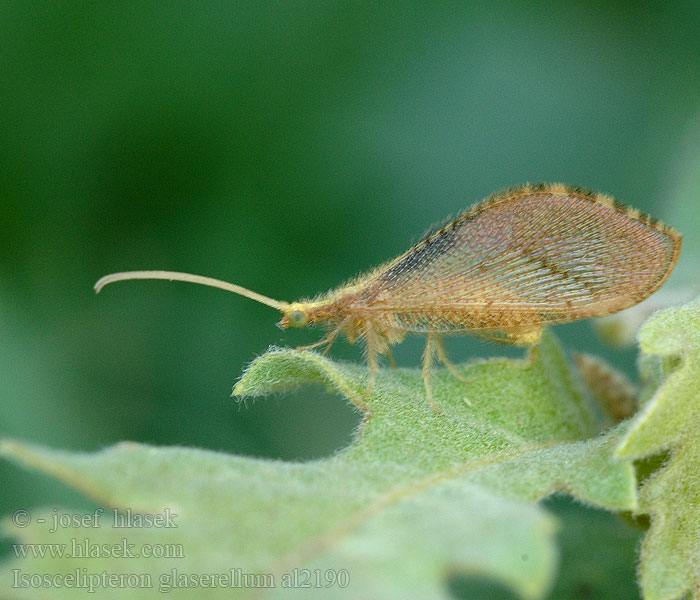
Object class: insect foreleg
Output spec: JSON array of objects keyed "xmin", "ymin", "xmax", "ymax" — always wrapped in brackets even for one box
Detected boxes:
[
  {"xmin": 296, "ymin": 318, "xmax": 348, "ymax": 354},
  {"xmin": 296, "ymin": 337, "xmax": 332, "ymax": 351}
]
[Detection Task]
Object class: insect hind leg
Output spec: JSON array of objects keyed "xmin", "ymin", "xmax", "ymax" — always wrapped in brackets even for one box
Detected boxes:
[
  {"xmin": 433, "ymin": 334, "xmax": 470, "ymax": 383},
  {"xmin": 385, "ymin": 347, "xmax": 397, "ymax": 368},
  {"xmin": 422, "ymin": 334, "xmax": 442, "ymax": 412}
]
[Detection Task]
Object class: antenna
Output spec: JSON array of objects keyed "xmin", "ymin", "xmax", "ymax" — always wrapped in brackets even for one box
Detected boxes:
[{"xmin": 94, "ymin": 270, "xmax": 290, "ymax": 311}]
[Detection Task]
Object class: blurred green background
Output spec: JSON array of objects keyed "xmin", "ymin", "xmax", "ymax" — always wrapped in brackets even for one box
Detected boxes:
[{"xmin": 2, "ymin": 1, "xmax": 699, "ymax": 595}]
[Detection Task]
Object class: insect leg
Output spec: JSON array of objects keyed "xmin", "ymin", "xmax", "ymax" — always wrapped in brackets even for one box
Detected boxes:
[
  {"xmin": 434, "ymin": 335, "xmax": 470, "ymax": 383},
  {"xmin": 296, "ymin": 318, "xmax": 348, "ymax": 353},
  {"xmin": 422, "ymin": 334, "xmax": 441, "ymax": 412},
  {"xmin": 385, "ymin": 348, "xmax": 397, "ymax": 368},
  {"xmin": 320, "ymin": 318, "xmax": 351, "ymax": 356},
  {"xmin": 363, "ymin": 322, "xmax": 380, "ymax": 397},
  {"xmin": 296, "ymin": 337, "xmax": 331, "ymax": 351}
]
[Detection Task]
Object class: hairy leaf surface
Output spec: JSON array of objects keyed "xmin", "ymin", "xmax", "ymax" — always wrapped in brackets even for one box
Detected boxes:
[{"xmin": 1, "ymin": 332, "xmax": 636, "ymax": 599}]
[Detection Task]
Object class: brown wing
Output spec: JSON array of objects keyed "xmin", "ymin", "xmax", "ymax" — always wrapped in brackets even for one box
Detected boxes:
[{"xmin": 351, "ymin": 184, "xmax": 681, "ymax": 333}]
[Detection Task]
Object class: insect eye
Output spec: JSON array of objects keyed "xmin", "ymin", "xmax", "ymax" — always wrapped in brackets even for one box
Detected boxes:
[{"xmin": 288, "ymin": 309, "xmax": 308, "ymax": 327}]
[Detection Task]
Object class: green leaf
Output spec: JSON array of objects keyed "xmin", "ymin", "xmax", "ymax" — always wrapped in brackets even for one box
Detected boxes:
[
  {"xmin": 1, "ymin": 331, "xmax": 636, "ymax": 599},
  {"xmin": 617, "ymin": 297, "xmax": 700, "ymax": 600}
]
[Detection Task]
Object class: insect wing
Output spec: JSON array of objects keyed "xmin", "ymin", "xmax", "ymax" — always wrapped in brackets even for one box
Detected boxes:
[{"xmin": 355, "ymin": 186, "xmax": 681, "ymax": 332}]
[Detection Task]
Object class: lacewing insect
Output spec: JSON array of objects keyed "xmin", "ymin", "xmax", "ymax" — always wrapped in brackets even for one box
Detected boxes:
[{"xmin": 95, "ymin": 183, "xmax": 682, "ymax": 410}]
